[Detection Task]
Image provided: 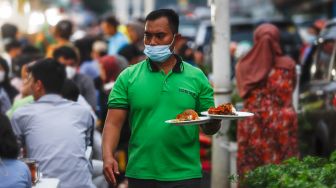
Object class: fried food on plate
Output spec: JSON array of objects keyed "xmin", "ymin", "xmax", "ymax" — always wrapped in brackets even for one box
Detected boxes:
[
  {"xmin": 176, "ymin": 109, "xmax": 199, "ymax": 121},
  {"xmin": 208, "ymin": 103, "xmax": 237, "ymax": 115}
]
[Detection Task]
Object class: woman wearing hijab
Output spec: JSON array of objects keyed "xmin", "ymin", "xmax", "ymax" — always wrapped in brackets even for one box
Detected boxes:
[
  {"xmin": 99, "ymin": 55, "xmax": 124, "ymax": 84},
  {"xmin": 235, "ymin": 23, "xmax": 298, "ymax": 177}
]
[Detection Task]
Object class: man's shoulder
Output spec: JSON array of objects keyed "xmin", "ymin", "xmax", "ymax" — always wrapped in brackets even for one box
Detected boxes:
[
  {"xmin": 74, "ymin": 73, "xmax": 94, "ymax": 83},
  {"xmin": 14, "ymin": 101, "xmax": 37, "ymax": 113},
  {"xmin": 70, "ymin": 101, "xmax": 92, "ymax": 113},
  {"xmin": 117, "ymin": 31, "xmax": 129, "ymax": 40},
  {"xmin": 80, "ymin": 61, "xmax": 94, "ymax": 69},
  {"xmin": 182, "ymin": 62, "xmax": 206, "ymax": 76},
  {"xmin": 111, "ymin": 32, "xmax": 128, "ymax": 42},
  {"xmin": 119, "ymin": 60, "xmax": 147, "ymax": 77},
  {"xmin": 11, "ymin": 101, "xmax": 38, "ymax": 121},
  {"xmin": 129, "ymin": 60, "xmax": 147, "ymax": 69}
]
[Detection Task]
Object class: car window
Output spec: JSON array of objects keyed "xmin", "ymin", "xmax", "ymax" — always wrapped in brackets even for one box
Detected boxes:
[
  {"xmin": 179, "ymin": 18, "xmax": 200, "ymax": 41},
  {"xmin": 231, "ymin": 23, "xmax": 254, "ymax": 43},
  {"xmin": 311, "ymin": 40, "xmax": 336, "ymax": 81}
]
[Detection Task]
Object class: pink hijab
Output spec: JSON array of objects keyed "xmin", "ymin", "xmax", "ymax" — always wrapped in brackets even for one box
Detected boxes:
[{"xmin": 235, "ymin": 23, "xmax": 295, "ymax": 98}]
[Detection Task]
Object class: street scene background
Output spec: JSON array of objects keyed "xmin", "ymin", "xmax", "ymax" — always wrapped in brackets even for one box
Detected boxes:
[{"xmin": 0, "ymin": 0, "xmax": 336, "ymax": 188}]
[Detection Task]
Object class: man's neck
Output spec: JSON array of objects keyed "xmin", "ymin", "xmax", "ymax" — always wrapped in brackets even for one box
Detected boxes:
[{"xmin": 158, "ymin": 55, "xmax": 177, "ymax": 74}]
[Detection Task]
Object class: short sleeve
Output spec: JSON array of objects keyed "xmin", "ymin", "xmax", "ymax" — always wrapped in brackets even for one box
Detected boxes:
[
  {"xmin": 107, "ymin": 69, "xmax": 129, "ymax": 109},
  {"xmin": 196, "ymin": 72, "xmax": 215, "ymax": 113}
]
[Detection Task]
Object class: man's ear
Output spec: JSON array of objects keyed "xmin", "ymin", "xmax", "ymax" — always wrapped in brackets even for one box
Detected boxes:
[
  {"xmin": 174, "ymin": 33, "xmax": 182, "ymax": 42},
  {"xmin": 172, "ymin": 33, "xmax": 182, "ymax": 51},
  {"xmin": 36, "ymin": 80, "xmax": 44, "ymax": 91}
]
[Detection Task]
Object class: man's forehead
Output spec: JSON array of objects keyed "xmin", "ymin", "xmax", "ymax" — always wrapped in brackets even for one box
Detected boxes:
[{"xmin": 145, "ymin": 17, "xmax": 171, "ymax": 33}]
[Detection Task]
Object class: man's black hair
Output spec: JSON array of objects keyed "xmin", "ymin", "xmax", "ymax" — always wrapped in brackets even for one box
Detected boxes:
[
  {"xmin": 12, "ymin": 57, "xmax": 43, "ymax": 79},
  {"xmin": 74, "ymin": 36, "xmax": 95, "ymax": 63},
  {"xmin": 4, "ymin": 39, "xmax": 21, "ymax": 52},
  {"xmin": 0, "ymin": 114, "xmax": 19, "ymax": 159},
  {"xmin": 55, "ymin": 20, "xmax": 73, "ymax": 40},
  {"xmin": 53, "ymin": 46, "xmax": 79, "ymax": 62},
  {"xmin": 145, "ymin": 9, "xmax": 179, "ymax": 34},
  {"xmin": 11, "ymin": 44, "xmax": 42, "ymax": 78},
  {"xmin": 101, "ymin": 14, "xmax": 119, "ymax": 28},
  {"xmin": 27, "ymin": 58, "xmax": 66, "ymax": 94},
  {"xmin": 61, "ymin": 79, "xmax": 80, "ymax": 102},
  {"xmin": 1, "ymin": 23, "xmax": 18, "ymax": 40}
]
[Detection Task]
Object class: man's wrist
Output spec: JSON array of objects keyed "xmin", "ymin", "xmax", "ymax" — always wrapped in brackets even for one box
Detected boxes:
[
  {"xmin": 103, "ymin": 152, "xmax": 115, "ymax": 161},
  {"xmin": 208, "ymin": 119, "xmax": 222, "ymax": 125}
]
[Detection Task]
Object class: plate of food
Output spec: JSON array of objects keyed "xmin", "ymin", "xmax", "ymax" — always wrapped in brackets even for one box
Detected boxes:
[
  {"xmin": 201, "ymin": 103, "xmax": 254, "ymax": 120},
  {"xmin": 165, "ymin": 109, "xmax": 210, "ymax": 125}
]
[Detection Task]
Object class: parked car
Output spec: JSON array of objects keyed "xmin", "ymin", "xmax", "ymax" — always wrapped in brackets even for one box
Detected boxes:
[
  {"xmin": 179, "ymin": 16, "xmax": 203, "ymax": 42},
  {"xmin": 299, "ymin": 19, "xmax": 336, "ymax": 157}
]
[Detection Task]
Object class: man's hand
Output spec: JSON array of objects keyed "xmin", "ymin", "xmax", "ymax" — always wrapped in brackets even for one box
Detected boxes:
[
  {"xmin": 102, "ymin": 109, "xmax": 127, "ymax": 186},
  {"xmin": 103, "ymin": 157, "xmax": 120, "ymax": 186},
  {"xmin": 201, "ymin": 119, "xmax": 222, "ymax": 135}
]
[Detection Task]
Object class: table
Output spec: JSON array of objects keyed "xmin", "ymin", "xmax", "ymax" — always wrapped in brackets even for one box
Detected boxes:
[{"xmin": 33, "ymin": 178, "xmax": 60, "ymax": 188}]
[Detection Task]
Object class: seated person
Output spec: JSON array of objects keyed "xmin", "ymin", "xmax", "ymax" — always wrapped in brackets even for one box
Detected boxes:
[
  {"xmin": 0, "ymin": 113, "xmax": 32, "ymax": 188},
  {"xmin": 53, "ymin": 46, "xmax": 97, "ymax": 111},
  {"xmin": 11, "ymin": 58, "xmax": 95, "ymax": 188}
]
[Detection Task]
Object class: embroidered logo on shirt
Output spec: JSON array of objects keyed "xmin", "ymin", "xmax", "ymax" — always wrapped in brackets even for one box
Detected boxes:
[{"xmin": 179, "ymin": 88, "xmax": 197, "ymax": 98}]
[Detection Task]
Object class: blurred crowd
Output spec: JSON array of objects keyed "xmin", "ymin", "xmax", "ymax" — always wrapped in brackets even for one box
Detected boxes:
[
  {"xmin": 0, "ymin": 11, "xmax": 216, "ymax": 188},
  {"xmin": 0, "ymin": 14, "xmax": 148, "ymax": 188},
  {"xmin": 0, "ymin": 7, "xmax": 330, "ymax": 187}
]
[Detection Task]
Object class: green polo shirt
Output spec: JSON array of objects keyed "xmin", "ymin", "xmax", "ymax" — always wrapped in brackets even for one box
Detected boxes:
[{"xmin": 108, "ymin": 57, "xmax": 214, "ymax": 180}]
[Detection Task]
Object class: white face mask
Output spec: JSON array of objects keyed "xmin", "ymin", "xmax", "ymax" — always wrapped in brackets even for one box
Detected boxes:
[
  {"xmin": 66, "ymin": 66, "xmax": 77, "ymax": 79},
  {"xmin": 0, "ymin": 71, "xmax": 5, "ymax": 83},
  {"xmin": 143, "ymin": 35, "xmax": 175, "ymax": 63}
]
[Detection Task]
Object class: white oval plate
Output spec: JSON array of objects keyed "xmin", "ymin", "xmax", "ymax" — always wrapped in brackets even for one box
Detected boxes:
[
  {"xmin": 165, "ymin": 116, "xmax": 211, "ymax": 126},
  {"xmin": 201, "ymin": 111, "xmax": 254, "ymax": 120}
]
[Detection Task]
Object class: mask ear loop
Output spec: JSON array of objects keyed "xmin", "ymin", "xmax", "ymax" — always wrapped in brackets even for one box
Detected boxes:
[{"xmin": 170, "ymin": 34, "xmax": 176, "ymax": 53}]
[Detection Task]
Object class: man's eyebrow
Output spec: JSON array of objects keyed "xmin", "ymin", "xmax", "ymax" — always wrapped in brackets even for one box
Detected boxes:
[{"xmin": 144, "ymin": 31, "xmax": 166, "ymax": 35}]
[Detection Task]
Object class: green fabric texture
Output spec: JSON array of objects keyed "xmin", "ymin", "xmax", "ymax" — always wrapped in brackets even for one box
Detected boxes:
[
  {"xmin": 6, "ymin": 95, "xmax": 34, "ymax": 119},
  {"xmin": 108, "ymin": 59, "xmax": 214, "ymax": 180}
]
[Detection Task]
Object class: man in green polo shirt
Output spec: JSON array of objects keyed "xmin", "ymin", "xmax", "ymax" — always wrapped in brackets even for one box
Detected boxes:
[{"xmin": 102, "ymin": 9, "xmax": 221, "ymax": 188}]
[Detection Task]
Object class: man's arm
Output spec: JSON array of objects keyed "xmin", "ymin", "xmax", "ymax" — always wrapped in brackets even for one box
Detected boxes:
[
  {"xmin": 102, "ymin": 109, "xmax": 128, "ymax": 186},
  {"xmin": 200, "ymin": 119, "xmax": 221, "ymax": 135},
  {"xmin": 11, "ymin": 112, "xmax": 27, "ymax": 157},
  {"xmin": 11, "ymin": 113, "xmax": 25, "ymax": 146}
]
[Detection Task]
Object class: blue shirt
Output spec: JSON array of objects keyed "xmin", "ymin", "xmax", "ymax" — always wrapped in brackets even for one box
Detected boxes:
[
  {"xmin": 0, "ymin": 159, "xmax": 32, "ymax": 188},
  {"xmin": 11, "ymin": 94, "xmax": 95, "ymax": 188},
  {"xmin": 80, "ymin": 60, "xmax": 100, "ymax": 79},
  {"xmin": 108, "ymin": 32, "xmax": 129, "ymax": 55}
]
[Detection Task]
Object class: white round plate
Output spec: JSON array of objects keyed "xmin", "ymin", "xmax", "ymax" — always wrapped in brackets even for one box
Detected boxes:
[
  {"xmin": 201, "ymin": 111, "xmax": 254, "ymax": 120},
  {"xmin": 165, "ymin": 116, "xmax": 211, "ymax": 126}
]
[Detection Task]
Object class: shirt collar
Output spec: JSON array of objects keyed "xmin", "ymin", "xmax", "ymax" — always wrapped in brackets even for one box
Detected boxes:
[
  {"xmin": 147, "ymin": 54, "xmax": 184, "ymax": 73},
  {"xmin": 37, "ymin": 94, "xmax": 63, "ymax": 102}
]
